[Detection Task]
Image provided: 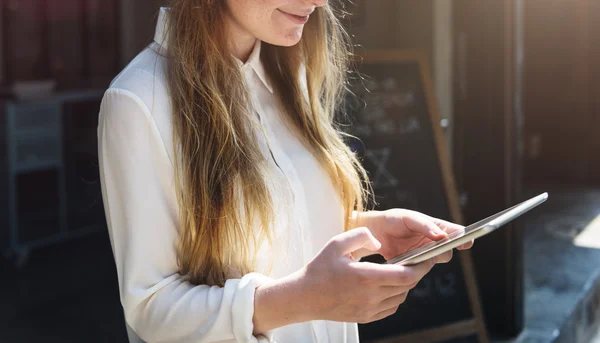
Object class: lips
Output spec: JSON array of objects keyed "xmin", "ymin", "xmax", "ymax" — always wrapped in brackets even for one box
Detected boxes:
[{"xmin": 278, "ymin": 9, "xmax": 311, "ymax": 25}]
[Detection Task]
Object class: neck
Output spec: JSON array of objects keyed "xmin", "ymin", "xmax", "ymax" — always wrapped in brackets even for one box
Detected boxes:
[{"xmin": 225, "ymin": 16, "xmax": 257, "ymax": 63}]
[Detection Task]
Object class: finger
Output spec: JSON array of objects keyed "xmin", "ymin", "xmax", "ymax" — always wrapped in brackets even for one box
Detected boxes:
[
  {"xmin": 434, "ymin": 250, "xmax": 453, "ymax": 264},
  {"xmin": 380, "ymin": 280, "xmax": 419, "ymax": 292},
  {"xmin": 457, "ymin": 240, "xmax": 474, "ymax": 250},
  {"xmin": 391, "ymin": 259, "xmax": 436, "ymax": 285},
  {"xmin": 378, "ymin": 284, "xmax": 414, "ymax": 299},
  {"xmin": 328, "ymin": 227, "xmax": 381, "ymax": 257},
  {"xmin": 401, "ymin": 211, "xmax": 448, "ymax": 240},
  {"xmin": 428, "ymin": 216, "xmax": 465, "ymax": 234},
  {"xmin": 352, "ymin": 261, "xmax": 427, "ymax": 287},
  {"xmin": 380, "ymin": 291, "xmax": 408, "ymax": 309},
  {"xmin": 369, "ymin": 304, "xmax": 401, "ymax": 323},
  {"xmin": 428, "ymin": 217, "xmax": 472, "ymax": 249}
]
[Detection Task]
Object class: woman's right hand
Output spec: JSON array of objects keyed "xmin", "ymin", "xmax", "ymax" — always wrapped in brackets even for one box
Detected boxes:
[
  {"xmin": 298, "ymin": 227, "xmax": 441, "ymax": 324},
  {"xmin": 252, "ymin": 227, "xmax": 446, "ymax": 334}
]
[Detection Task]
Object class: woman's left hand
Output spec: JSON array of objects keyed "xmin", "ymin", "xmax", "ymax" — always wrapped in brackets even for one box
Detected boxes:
[{"xmin": 353, "ymin": 209, "xmax": 474, "ymax": 261}]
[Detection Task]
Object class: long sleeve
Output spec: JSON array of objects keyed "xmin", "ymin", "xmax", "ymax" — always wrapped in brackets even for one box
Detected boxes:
[{"xmin": 98, "ymin": 88, "xmax": 271, "ymax": 343}]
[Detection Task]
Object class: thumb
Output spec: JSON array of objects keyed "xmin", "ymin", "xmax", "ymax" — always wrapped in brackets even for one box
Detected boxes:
[{"xmin": 328, "ymin": 227, "xmax": 382, "ymax": 257}]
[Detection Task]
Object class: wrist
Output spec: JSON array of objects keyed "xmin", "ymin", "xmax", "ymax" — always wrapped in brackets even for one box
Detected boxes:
[
  {"xmin": 353, "ymin": 210, "xmax": 384, "ymax": 233},
  {"xmin": 252, "ymin": 269, "xmax": 314, "ymax": 334},
  {"xmin": 286, "ymin": 268, "xmax": 316, "ymax": 322}
]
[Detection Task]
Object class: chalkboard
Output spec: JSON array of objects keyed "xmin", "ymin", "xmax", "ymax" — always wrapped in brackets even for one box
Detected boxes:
[{"xmin": 341, "ymin": 51, "xmax": 488, "ymax": 343}]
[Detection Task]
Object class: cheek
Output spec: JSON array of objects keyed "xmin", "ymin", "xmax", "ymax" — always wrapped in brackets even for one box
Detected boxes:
[
  {"xmin": 228, "ymin": 0, "xmax": 268, "ymax": 29},
  {"xmin": 263, "ymin": 11, "xmax": 305, "ymax": 45}
]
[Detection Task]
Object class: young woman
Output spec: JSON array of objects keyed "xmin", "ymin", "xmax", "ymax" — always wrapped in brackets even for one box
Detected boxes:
[{"xmin": 98, "ymin": 1, "xmax": 472, "ymax": 342}]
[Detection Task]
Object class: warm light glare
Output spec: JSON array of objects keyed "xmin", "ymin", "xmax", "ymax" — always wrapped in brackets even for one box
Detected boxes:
[{"xmin": 573, "ymin": 214, "xmax": 600, "ymax": 249}]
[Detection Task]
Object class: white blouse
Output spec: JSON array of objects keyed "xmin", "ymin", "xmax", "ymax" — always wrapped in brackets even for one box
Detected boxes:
[{"xmin": 98, "ymin": 8, "xmax": 359, "ymax": 343}]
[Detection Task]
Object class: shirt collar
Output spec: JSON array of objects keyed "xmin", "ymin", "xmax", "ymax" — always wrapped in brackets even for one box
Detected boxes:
[
  {"xmin": 235, "ymin": 40, "xmax": 274, "ymax": 94},
  {"xmin": 154, "ymin": 7, "xmax": 170, "ymax": 50},
  {"xmin": 153, "ymin": 7, "xmax": 274, "ymax": 94}
]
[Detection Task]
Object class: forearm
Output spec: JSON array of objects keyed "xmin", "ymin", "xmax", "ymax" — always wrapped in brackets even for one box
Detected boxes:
[{"xmin": 252, "ymin": 269, "xmax": 313, "ymax": 334}]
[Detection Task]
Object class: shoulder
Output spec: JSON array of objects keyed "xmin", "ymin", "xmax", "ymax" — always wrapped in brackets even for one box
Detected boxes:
[
  {"xmin": 106, "ymin": 43, "xmax": 170, "ymax": 114},
  {"xmin": 100, "ymin": 43, "xmax": 174, "ymax": 162}
]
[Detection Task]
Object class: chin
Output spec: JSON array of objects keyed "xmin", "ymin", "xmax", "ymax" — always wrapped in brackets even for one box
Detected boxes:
[
  {"xmin": 264, "ymin": 29, "xmax": 303, "ymax": 47},
  {"xmin": 280, "ymin": 36, "xmax": 303, "ymax": 47}
]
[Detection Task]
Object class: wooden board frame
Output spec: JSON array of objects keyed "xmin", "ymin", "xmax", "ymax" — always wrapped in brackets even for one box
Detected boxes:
[{"xmin": 354, "ymin": 49, "xmax": 489, "ymax": 343}]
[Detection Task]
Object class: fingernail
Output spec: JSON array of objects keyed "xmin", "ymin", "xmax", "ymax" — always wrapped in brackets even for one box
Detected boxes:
[
  {"xmin": 373, "ymin": 239, "xmax": 382, "ymax": 249},
  {"xmin": 431, "ymin": 227, "xmax": 446, "ymax": 237}
]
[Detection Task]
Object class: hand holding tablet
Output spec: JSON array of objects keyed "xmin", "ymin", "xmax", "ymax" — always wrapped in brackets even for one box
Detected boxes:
[{"xmin": 386, "ymin": 192, "xmax": 549, "ymax": 266}]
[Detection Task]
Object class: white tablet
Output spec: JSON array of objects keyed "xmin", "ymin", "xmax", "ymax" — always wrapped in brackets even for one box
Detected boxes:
[{"xmin": 386, "ymin": 192, "xmax": 549, "ymax": 266}]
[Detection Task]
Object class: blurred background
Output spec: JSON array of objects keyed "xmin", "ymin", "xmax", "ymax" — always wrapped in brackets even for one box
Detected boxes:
[{"xmin": 0, "ymin": 0, "xmax": 599, "ymax": 342}]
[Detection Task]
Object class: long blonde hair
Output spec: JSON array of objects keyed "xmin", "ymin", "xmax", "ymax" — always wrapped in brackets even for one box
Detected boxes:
[{"xmin": 167, "ymin": 0, "xmax": 370, "ymax": 286}]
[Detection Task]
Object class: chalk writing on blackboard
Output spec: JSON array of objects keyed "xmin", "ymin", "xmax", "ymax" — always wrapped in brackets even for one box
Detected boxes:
[
  {"xmin": 346, "ymin": 76, "xmax": 421, "ymax": 139},
  {"xmin": 412, "ymin": 272, "xmax": 458, "ymax": 299},
  {"xmin": 399, "ymin": 116, "xmax": 421, "ymax": 134},
  {"xmin": 365, "ymin": 148, "xmax": 398, "ymax": 189},
  {"xmin": 395, "ymin": 190, "xmax": 419, "ymax": 210}
]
